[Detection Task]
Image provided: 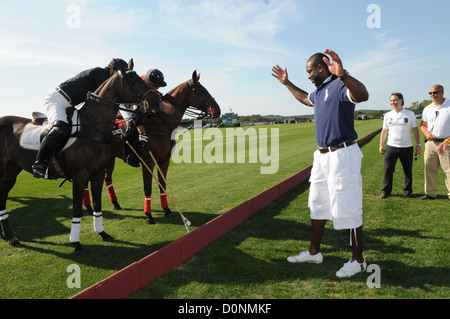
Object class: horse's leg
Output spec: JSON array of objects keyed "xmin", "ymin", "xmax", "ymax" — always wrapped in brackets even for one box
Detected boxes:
[
  {"xmin": 141, "ymin": 164, "xmax": 155, "ymax": 225},
  {"xmin": 0, "ymin": 162, "xmax": 22, "ymax": 247},
  {"xmin": 71, "ymin": 178, "xmax": 87, "ymax": 254},
  {"xmin": 104, "ymin": 159, "xmax": 121, "ymax": 210},
  {"xmin": 83, "ymin": 184, "xmax": 93, "ymax": 215},
  {"xmin": 90, "ymin": 177, "xmax": 113, "ymax": 242},
  {"xmin": 158, "ymin": 160, "xmax": 174, "ymax": 218}
]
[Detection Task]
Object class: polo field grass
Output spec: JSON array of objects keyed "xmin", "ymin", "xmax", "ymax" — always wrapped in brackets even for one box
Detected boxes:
[
  {"xmin": 132, "ymin": 122, "xmax": 449, "ymax": 299},
  {"xmin": 1, "ymin": 120, "xmax": 448, "ymax": 299}
]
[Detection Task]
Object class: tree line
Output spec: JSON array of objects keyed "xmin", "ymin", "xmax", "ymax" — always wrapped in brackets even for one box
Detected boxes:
[
  {"xmin": 356, "ymin": 99, "xmax": 431, "ymax": 119},
  {"xmin": 185, "ymin": 99, "xmax": 432, "ymax": 126}
]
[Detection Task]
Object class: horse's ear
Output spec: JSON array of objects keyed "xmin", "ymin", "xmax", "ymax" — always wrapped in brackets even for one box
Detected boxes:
[
  {"xmin": 128, "ymin": 59, "xmax": 134, "ymax": 70},
  {"xmin": 192, "ymin": 70, "xmax": 198, "ymax": 83}
]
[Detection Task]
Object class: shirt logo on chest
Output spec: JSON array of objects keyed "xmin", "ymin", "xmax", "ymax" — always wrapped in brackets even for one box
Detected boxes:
[{"xmin": 324, "ymin": 89, "xmax": 329, "ymax": 102}]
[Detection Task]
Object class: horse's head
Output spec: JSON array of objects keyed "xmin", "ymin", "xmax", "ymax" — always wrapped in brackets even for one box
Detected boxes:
[
  {"xmin": 98, "ymin": 59, "xmax": 159, "ymax": 107},
  {"xmin": 185, "ymin": 71, "xmax": 221, "ymax": 119}
]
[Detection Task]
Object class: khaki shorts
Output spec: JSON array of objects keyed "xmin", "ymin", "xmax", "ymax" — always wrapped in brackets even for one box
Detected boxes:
[{"xmin": 308, "ymin": 143, "xmax": 363, "ymax": 230}]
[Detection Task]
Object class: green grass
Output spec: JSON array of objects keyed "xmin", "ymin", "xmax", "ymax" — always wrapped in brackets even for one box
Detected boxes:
[
  {"xmin": 131, "ymin": 121, "xmax": 449, "ymax": 299},
  {"xmin": 1, "ymin": 120, "xmax": 448, "ymax": 299}
]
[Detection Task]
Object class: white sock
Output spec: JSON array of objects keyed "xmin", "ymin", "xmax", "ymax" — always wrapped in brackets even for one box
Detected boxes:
[
  {"xmin": 93, "ymin": 212, "xmax": 104, "ymax": 234},
  {"xmin": 70, "ymin": 217, "xmax": 82, "ymax": 242}
]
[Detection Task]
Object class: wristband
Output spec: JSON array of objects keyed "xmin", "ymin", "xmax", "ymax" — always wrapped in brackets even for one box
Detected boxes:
[
  {"xmin": 338, "ymin": 70, "xmax": 349, "ymax": 81},
  {"xmin": 445, "ymin": 139, "xmax": 450, "ymax": 144}
]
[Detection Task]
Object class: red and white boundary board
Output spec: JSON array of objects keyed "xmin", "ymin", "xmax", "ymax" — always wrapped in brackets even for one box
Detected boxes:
[{"xmin": 71, "ymin": 129, "xmax": 381, "ymax": 299}]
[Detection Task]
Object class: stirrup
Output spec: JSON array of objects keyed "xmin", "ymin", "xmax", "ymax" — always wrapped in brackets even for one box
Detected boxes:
[{"xmin": 32, "ymin": 163, "xmax": 57, "ymax": 180}]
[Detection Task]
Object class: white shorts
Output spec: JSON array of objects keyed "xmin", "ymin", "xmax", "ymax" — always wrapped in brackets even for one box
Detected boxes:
[
  {"xmin": 44, "ymin": 89, "xmax": 72, "ymax": 125},
  {"xmin": 308, "ymin": 143, "xmax": 363, "ymax": 230}
]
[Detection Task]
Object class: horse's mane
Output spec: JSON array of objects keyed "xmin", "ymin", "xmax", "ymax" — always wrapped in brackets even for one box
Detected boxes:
[
  {"xmin": 165, "ymin": 81, "xmax": 189, "ymax": 97},
  {"xmin": 94, "ymin": 72, "xmax": 118, "ymax": 95}
]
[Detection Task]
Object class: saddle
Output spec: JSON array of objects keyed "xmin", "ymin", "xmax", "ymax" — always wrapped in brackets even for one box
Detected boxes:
[
  {"xmin": 20, "ymin": 110, "xmax": 79, "ymax": 151},
  {"xmin": 20, "ymin": 110, "xmax": 80, "ymax": 179}
]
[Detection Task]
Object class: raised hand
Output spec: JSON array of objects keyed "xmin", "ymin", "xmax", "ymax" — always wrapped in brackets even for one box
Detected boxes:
[
  {"xmin": 271, "ymin": 65, "xmax": 289, "ymax": 85},
  {"xmin": 323, "ymin": 49, "xmax": 345, "ymax": 78}
]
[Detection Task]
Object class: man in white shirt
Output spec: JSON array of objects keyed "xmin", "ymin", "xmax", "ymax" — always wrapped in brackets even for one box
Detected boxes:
[
  {"xmin": 420, "ymin": 85, "xmax": 450, "ymax": 199},
  {"xmin": 379, "ymin": 93, "xmax": 421, "ymax": 198}
]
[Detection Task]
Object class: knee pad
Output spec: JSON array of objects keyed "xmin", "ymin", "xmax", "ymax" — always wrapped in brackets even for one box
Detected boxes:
[{"xmin": 46, "ymin": 121, "xmax": 71, "ymax": 150}]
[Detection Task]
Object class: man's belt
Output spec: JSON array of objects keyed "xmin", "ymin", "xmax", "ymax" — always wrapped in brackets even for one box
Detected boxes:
[
  {"xmin": 56, "ymin": 87, "xmax": 72, "ymax": 104},
  {"xmin": 319, "ymin": 140, "xmax": 356, "ymax": 154},
  {"xmin": 434, "ymin": 138, "xmax": 445, "ymax": 142}
]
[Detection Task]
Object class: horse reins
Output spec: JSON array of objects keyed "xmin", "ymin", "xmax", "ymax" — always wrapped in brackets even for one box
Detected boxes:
[
  {"xmin": 149, "ymin": 79, "xmax": 216, "ymax": 135},
  {"xmin": 71, "ymin": 70, "xmax": 152, "ymax": 143}
]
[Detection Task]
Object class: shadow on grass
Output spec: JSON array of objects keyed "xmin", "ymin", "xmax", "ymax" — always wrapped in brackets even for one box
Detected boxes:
[
  {"xmin": 4, "ymin": 195, "xmax": 218, "ymax": 273},
  {"xmin": 133, "ymin": 180, "xmax": 449, "ymax": 298}
]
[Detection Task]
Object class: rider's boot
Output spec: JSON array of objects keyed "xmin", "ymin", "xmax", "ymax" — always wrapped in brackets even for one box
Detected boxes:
[
  {"xmin": 122, "ymin": 141, "xmax": 140, "ymax": 167},
  {"xmin": 32, "ymin": 137, "xmax": 57, "ymax": 180}
]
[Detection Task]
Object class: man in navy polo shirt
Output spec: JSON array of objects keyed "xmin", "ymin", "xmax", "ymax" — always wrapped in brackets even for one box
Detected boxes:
[{"xmin": 272, "ymin": 49, "xmax": 369, "ymax": 278}]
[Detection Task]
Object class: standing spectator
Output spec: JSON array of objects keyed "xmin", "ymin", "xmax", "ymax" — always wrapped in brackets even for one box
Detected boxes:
[
  {"xmin": 272, "ymin": 49, "xmax": 369, "ymax": 278},
  {"xmin": 420, "ymin": 85, "xmax": 450, "ymax": 199},
  {"xmin": 379, "ymin": 93, "xmax": 421, "ymax": 198}
]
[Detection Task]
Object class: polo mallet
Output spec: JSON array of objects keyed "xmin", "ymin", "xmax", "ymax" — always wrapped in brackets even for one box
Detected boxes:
[
  {"xmin": 146, "ymin": 148, "xmax": 192, "ymax": 227},
  {"xmin": 125, "ymin": 141, "xmax": 190, "ymax": 233}
]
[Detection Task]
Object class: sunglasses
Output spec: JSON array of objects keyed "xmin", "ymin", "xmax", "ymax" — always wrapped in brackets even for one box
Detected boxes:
[{"xmin": 429, "ymin": 91, "xmax": 442, "ymax": 95}]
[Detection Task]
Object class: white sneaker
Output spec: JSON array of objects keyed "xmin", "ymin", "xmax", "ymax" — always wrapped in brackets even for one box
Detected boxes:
[
  {"xmin": 287, "ymin": 251, "xmax": 323, "ymax": 264},
  {"xmin": 336, "ymin": 259, "xmax": 367, "ymax": 278}
]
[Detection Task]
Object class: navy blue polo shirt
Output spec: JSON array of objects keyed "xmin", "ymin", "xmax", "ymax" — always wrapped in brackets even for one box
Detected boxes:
[{"xmin": 308, "ymin": 75, "xmax": 358, "ymax": 148}]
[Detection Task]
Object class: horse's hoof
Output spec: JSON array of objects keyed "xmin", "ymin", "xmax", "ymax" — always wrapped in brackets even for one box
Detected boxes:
[
  {"xmin": 73, "ymin": 249, "xmax": 88, "ymax": 256},
  {"xmin": 164, "ymin": 208, "xmax": 174, "ymax": 218},
  {"xmin": 8, "ymin": 237, "xmax": 21, "ymax": 247},
  {"xmin": 99, "ymin": 231, "xmax": 114, "ymax": 242},
  {"xmin": 85, "ymin": 206, "xmax": 94, "ymax": 216},
  {"xmin": 73, "ymin": 248, "xmax": 88, "ymax": 256},
  {"xmin": 145, "ymin": 217, "xmax": 156, "ymax": 225},
  {"xmin": 72, "ymin": 242, "xmax": 87, "ymax": 255},
  {"xmin": 112, "ymin": 201, "xmax": 122, "ymax": 210}
]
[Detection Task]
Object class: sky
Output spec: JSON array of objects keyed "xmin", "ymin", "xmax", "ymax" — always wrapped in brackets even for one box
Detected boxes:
[{"xmin": 0, "ymin": 0, "xmax": 448, "ymax": 119}]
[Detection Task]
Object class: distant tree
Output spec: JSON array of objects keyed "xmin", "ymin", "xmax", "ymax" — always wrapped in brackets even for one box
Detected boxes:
[{"xmin": 407, "ymin": 100, "xmax": 431, "ymax": 116}]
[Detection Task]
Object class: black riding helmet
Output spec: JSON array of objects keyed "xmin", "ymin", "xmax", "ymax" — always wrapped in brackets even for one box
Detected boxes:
[{"xmin": 144, "ymin": 69, "xmax": 167, "ymax": 87}]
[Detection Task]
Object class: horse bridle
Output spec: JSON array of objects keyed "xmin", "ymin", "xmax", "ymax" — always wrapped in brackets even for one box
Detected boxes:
[
  {"xmin": 119, "ymin": 70, "xmax": 155, "ymax": 106},
  {"xmin": 73, "ymin": 70, "xmax": 153, "ymax": 142},
  {"xmin": 169, "ymin": 79, "xmax": 216, "ymax": 120},
  {"xmin": 84, "ymin": 69, "xmax": 159, "ymax": 120}
]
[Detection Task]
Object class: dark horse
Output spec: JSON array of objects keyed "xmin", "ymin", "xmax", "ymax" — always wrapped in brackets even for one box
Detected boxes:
[
  {"xmin": 84, "ymin": 71, "xmax": 221, "ymax": 225},
  {"xmin": 0, "ymin": 60, "xmax": 162, "ymax": 254}
]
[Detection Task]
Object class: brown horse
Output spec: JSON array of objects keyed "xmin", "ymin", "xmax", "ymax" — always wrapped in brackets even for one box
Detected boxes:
[
  {"xmin": 84, "ymin": 71, "xmax": 221, "ymax": 225},
  {"xmin": 0, "ymin": 60, "xmax": 162, "ymax": 254}
]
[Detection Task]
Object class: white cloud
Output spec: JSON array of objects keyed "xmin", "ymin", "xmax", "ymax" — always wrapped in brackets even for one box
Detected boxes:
[
  {"xmin": 158, "ymin": 0, "xmax": 300, "ymax": 53},
  {"xmin": 346, "ymin": 34, "xmax": 444, "ymax": 109},
  {"xmin": 0, "ymin": 1, "xmax": 142, "ymax": 67}
]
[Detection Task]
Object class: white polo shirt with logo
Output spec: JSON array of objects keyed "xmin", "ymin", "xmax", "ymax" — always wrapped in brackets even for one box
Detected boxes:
[{"xmin": 382, "ymin": 108, "xmax": 418, "ymax": 148}]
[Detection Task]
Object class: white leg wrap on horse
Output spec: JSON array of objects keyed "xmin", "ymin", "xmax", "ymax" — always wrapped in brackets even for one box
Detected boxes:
[
  {"xmin": 70, "ymin": 217, "xmax": 82, "ymax": 243},
  {"xmin": 0, "ymin": 209, "xmax": 8, "ymax": 220},
  {"xmin": 93, "ymin": 212, "xmax": 104, "ymax": 234}
]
